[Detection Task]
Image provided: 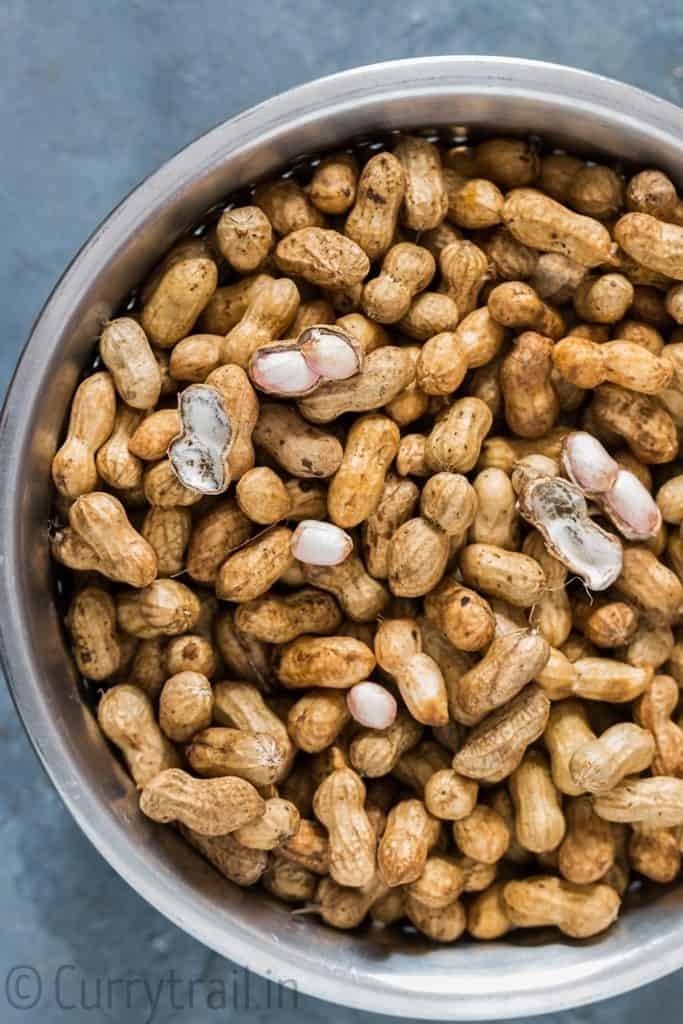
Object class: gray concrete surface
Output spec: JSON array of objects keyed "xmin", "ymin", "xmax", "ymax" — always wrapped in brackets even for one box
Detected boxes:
[{"xmin": 1, "ymin": 1, "xmax": 683, "ymax": 1021}]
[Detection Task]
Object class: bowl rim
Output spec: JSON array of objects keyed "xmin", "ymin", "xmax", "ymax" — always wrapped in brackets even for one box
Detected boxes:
[{"xmin": 2, "ymin": 56, "xmax": 683, "ymax": 1021}]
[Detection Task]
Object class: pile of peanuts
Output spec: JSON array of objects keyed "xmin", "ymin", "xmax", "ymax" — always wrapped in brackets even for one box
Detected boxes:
[{"xmin": 50, "ymin": 131, "xmax": 683, "ymax": 943}]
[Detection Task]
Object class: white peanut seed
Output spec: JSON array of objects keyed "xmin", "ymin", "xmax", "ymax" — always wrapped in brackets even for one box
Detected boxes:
[
  {"xmin": 250, "ymin": 347, "xmax": 321, "ymax": 396},
  {"xmin": 290, "ymin": 520, "xmax": 354, "ymax": 566},
  {"xmin": 347, "ymin": 682, "xmax": 397, "ymax": 729},
  {"xmin": 299, "ymin": 326, "xmax": 361, "ymax": 381},
  {"xmin": 601, "ymin": 469, "xmax": 662, "ymax": 541},
  {"xmin": 562, "ymin": 431, "xmax": 618, "ymax": 495}
]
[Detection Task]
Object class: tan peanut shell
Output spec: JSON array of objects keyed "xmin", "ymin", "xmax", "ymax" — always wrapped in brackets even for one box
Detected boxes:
[
  {"xmin": 141, "ymin": 248, "xmax": 217, "ymax": 347},
  {"xmin": 439, "ymin": 240, "xmax": 488, "ymax": 316},
  {"xmin": 629, "ymin": 826, "xmax": 681, "ymax": 883},
  {"xmin": 615, "ymin": 545, "xmax": 683, "ymax": 623},
  {"xmin": 470, "ymin": 468, "xmax": 517, "ymax": 550},
  {"xmin": 614, "ymin": 213, "xmax": 683, "ymax": 281},
  {"xmin": 558, "ymin": 797, "xmax": 616, "ymax": 884},
  {"xmin": 236, "ymin": 467, "xmax": 291, "ymax": 525},
  {"xmin": 459, "ymin": 543, "xmax": 546, "ymax": 608},
  {"xmin": 509, "ymin": 750, "xmax": 566, "ymax": 854},
  {"xmin": 253, "ymin": 402, "xmax": 342, "ymax": 480},
  {"xmin": 303, "ymin": 554, "xmax": 389, "ymax": 623},
  {"xmin": 182, "ymin": 827, "xmax": 268, "ymax": 887},
  {"xmin": 417, "ymin": 331, "xmax": 468, "ymax": 396},
  {"xmin": 554, "ymin": 337, "xmax": 672, "ymax": 394},
  {"xmin": 450, "ymin": 178, "xmax": 504, "ymax": 230},
  {"xmin": 275, "ymin": 227, "xmax": 370, "ymax": 290},
  {"xmin": 467, "ymin": 882, "xmax": 513, "ymax": 939},
  {"xmin": 275, "ymin": 634, "xmax": 375, "ymax": 689},
  {"xmin": 234, "ymin": 798, "xmax": 300, "ymax": 851},
  {"xmin": 592, "ymin": 384, "xmax": 678, "ymax": 464},
  {"xmin": 474, "ymin": 138, "xmax": 539, "ymax": 188},
  {"xmin": 222, "ymin": 277, "xmax": 299, "ymax": 368},
  {"xmin": 501, "ymin": 331, "xmax": 559, "ymax": 439},
  {"xmin": 143, "ymin": 459, "xmax": 203, "ymax": 508},
  {"xmin": 298, "ymin": 345, "xmax": 415, "ymax": 424},
  {"xmin": 378, "ymin": 799, "xmax": 438, "ymax": 887},
  {"xmin": 66, "ymin": 586, "xmax": 121, "ymax": 681},
  {"xmin": 393, "ymin": 740, "xmax": 451, "ymax": 795},
  {"xmin": 451, "ymin": 629, "xmax": 550, "ymax": 726},
  {"xmin": 362, "ymin": 243, "xmax": 435, "ymax": 323},
  {"xmin": 426, "ymin": 398, "xmax": 493, "ymax": 474},
  {"xmin": 158, "ymin": 671, "xmax": 213, "ymax": 743},
  {"xmin": 374, "ymin": 618, "xmax": 448, "ymax": 727},
  {"xmin": 452, "ymin": 684, "xmax": 551, "ymax": 784},
  {"xmin": 52, "ymin": 371, "xmax": 117, "ymax": 498},
  {"xmin": 635, "ymin": 674, "xmax": 683, "ymax": 777},
  {"xmin": 503, "ymin": 876, "xmax": 620, "ymax": 938},
  {"xmin": 199, "ymin": 274, "xmax": 272, "ymax": 334},
  {"xmin": 235, "ymin": 588, "xmax": 341, "ymax": 644},
  {"xmin": 328, "ymin": 414, "xmax": 400, "ymax": 528},
  {"xmin": 503, "ymin": 188, "xmax": 614, "ymax": 267},
  {"xmin": 96, "ymin": 404, "xmax": 144, "ymax": 490},
  {"xmin": 215, "ymin": 205, "xmax": 273, "ymax": 272},
  {"xmin": 568, "ymin": 164, "xmax": 623, "ymax": 219},
  {"xmin": 314, "ymin": 768, "xmax": 376, "ymax": 887},
  {"xmin": 288, "ymin": 690, "xmax": 351, "ymax": 753},
  {"xmin": 139, "ymin": 769, "xmax": 264, "ymax": 836},
  {"xmin": 310, "ymin": 153, "xmax": 358, "ymax": 214},
  {"xmin": 424, "ymin": 769, "xmax": 478, "ymax": 822},
  {"xmin": 279, "ymin": 818, "xmax": 330, "ymax": 875},
  {"xmin": 262, "ymin": 856, "xmax": 317, "ymax": 902},
  {"xmin": 345, "ymin": 152, "xmax": 406, "ymax": 261},
  {"xmin": 185, "ymin": 499, "xmax": 253, "ymax": 584},
  {"xmin": 212, "ymin": 681, "xmax": 292, "ymax": 773},
  {"xmin": 424, "ymin": 578, "xmax": 494, "ymax": 654},
  {"xmin": 489, "ymin": 282, "xmax": 564, "ymax": 340},
  {"xmin": 68, "ymin": 492, "xmax": 157, "ymax": 588},
  {"xmin": 405, "ymin": 896, "xmax": 467, "ymax": 942},
  {"xmin": 383, "ymin": 349, "xmax": 427, "ymax": 431},
  {"xmin": 349, "ymin": 709, "xmax": 423, "ymax": 778},
  {"xmin": 253, "ymin": 179, "xmax": 324, "ymax": 235},
  {"xmin": 569, "ymin": 722, "xmax": 655, "ymax": 795},
  {"xmin": 225, "ymin": 619, "xmax": 290, "ymax": 691},
  {"xmin": 406, "ymin": 854, "xmax": 465, "ymax": 910},
  {"xmin": 387, "ymin": 517, "xmax": 450, "ymax": 598},
  {"xmin": 543, "ymin": 700, "xmax": 596, "ymax": 796},
  {"xmin": 97, "ymin": 684, "xmax": 179, "ymax": 787},
  {"xmin": 215, "ymin": 526, "xmax": 293, "ymax": 602},
  {"xmin": 393, "ymin": 135, "xmax": 448, "ymax": 230},
  {"xmin": 129, "ymin": 638, "xmax": 167, "ymax": 699},
  {"xmin": 99, "ymin": 317, "xmax": 161, "ymax": 409},
  {"xmin": 141, "ymin": 506, "xmax": 191, "ymax": 577},
  {"xmin": 572, "ymin": 596, "xmax": 638, "ymax": 650},
  {"xmin": 165, "ymin": 635, "xmax": 216, "ymax": 679},
  {"xmin": 593, "ymin": 777, "xmax": 683, "ymax": 829},
  {"xmin": 129, "ymin": 409, "xmax": 180, "ymax": 460},
  {"xmin": 117, "ymin": 579, "xmax": 200, "ymax": 639},
  {"xmin": 399, "ymin": 293, "xmax": 460, "ymax": 341},
  {"xmin": 362, "ymin": 474, "xmax": 420, "ymax": 578},
  {"xmin": 186, "ymin": 728, "xmax": 286, "ymax": 785},
  {"xmin": 453, "ymin": 805, "xmax": 510, "ymax": 864},
  {"xmin": 421, "ymin": 472, "xmax": 478, "ymax": 542},
  {"xmin": 523, "ymin": 530, "xmax": 571, "ymax": 647}
]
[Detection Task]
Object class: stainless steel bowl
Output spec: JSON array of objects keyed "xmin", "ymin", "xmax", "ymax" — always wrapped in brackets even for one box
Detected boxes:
[{"xmin": 2, "ymin": 56, "xmax": 682, "ymax": 1021}]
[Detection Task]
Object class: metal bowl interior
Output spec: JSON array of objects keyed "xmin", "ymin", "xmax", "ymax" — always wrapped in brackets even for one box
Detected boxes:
[{"xmin": 1, "ymin": 57, "xmax": 683, "ymax": 1021}]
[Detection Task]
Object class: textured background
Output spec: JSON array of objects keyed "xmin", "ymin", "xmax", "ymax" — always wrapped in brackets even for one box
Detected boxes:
[{"xmin": 2, "ymin": 1, "xmax": 683, "ymax": 1021}]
